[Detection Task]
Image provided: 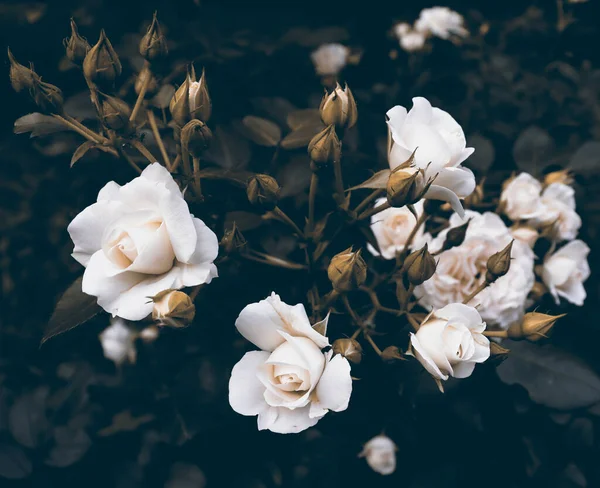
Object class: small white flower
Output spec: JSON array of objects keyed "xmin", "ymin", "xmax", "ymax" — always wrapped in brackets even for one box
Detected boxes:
[
  {"xmin": 68, "ymin": 163, "xmax": 219, "ymax": 321},
  {"xmin": 399, "ymin": 30, "xmax": 427, "ymax": 52},
  {"xmin": 387, "ymin": 97, "xmax": 475, "ymax": 217},
  {"xmin": 359, "ymin": 435, "xmax": 397, "ymax": 475},
  {"xmin": 500, "ymin": 173, "xmax": 546, "ymax": 221},
  {"xmin": 393, "ymin": 22, "xmax": 411, "ymax": 38},
  {"xmin": 311, "ymin": 43, "xmax": 349, "ymax": 76},
  {"xmin": 229, "ymin": 293, "xmax": 352, "ymax": 434},
  {"xmin": 368, "ymin": 199, "xmax": 425, "ymax": 259},
  {"xmin": 99, "ymin": 318, "xmax": 136, "ymax": 365},
  {"xmin": 409, "ymin": 303, "xmax": 490, "ymax": 388},
  {"xmin": 542, "ymin": 240, "xmax": 590, "ymax": 306},
  {"xmin": 415, "ymin": 7, "xmax": 468, "ymax": 40},
  {"xmin": 536, "ymin": 183, "xmax": 581, "ymax": 241}
]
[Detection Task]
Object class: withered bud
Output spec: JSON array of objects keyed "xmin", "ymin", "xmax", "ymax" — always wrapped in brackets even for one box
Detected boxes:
[
  {"xmin": 402, "ymin": 243, "xmax": 436, "ymax": 285},
  {"xmin": 246, "ymin": 174, "xmax": 281, "ymax": 211},
  {"xmin": 83, "ymin": 29, "xmax": 122, "ymax": 85},
  {"xmin": 441, "ymin": 219, "xmax": 471, "ymax": 252},
  {"xmin": 8, "ymin": 48, "xmax": 38, "ymax": 92},
  {"xmin": 100, "ymin": 93, "xmax": 132, "ymax": 132},
  {"xmin": 332, "ymin": 338, "xmax": 363, "ymax": 364},
  {"xmin": 64, "ymin": 18, "xmax": 90, "ymax": 64},
  {"xmin": 327, "ymin": 248, "xmax": 367, "ymax": 292},
  {"xmin": 220, "ymin": 223, "xmax": 247, "ymax": 254},
  {"xmin": 152, "ymin": 290, "xmax": 195, "ymax": 328},
  {"xmin": 308, "ymin": 125, "xmax": 341, "ymax": 166},
  {"xmin": 507, "ymin": 311, "xmax": 566, "ymax": 342},
  {"xmin": 381, "ymin": 345, "xmax": 404, "ymax": 363},
  {"xmin": 139, "ymin": 12, "xmax": 168, "ymax": 61},
  {"xmin": 31, "ymin": 78, "xmax": 64, "ymax": 113},
  {"xmin": 486, "ymin": 240, "xmax": 513, "ymax": 283},
  {"xmin": 169, "ymin": 76, "xmax": 191, "ymax": 126},
  {"xmin": 386, "ymin": 167, "xmax": 424, "ymax": 208},
  {"xmin": 544, "ymin": 169, "xmax": 573, "ymax": 187},
  {"xmin": 319, "ymin": 83, "xmax": 357, "ymax": 130},
  {"xmin": 135, "ymin": 65, "xmax": 158, "ymax": 96},
  {"xmin": 189, "ymin": 67, "xmax": 211, "ymax": 122},
  {"xmin": 181, "ymin": 119, "xmax": 213, "ymax": 157},
  {"xmin": 489, "ymin": 341, "xmax": 510, "ymax": 357}
]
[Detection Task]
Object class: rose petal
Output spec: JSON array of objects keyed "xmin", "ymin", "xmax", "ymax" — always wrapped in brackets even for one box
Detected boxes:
[
  {"xmin": 433, "ymin": 167, "xmax": 476, "ymax": 198},
  {"xmin": 451, "ymin": 361, "xmax": 476, "ymax": 379},
  {"xmin": 229, "ymin": 351, "xmax": 269, "ymax": 416},
  {"xmin": 435, "ymin": 303, "xmax": 483, "ymax": 329},
  {"xmin": 406, "ymin": 97, "xmax": 433, "ymax": 125},
  {"xmin": 179, "ymin": 262, "xmax": 218, "ymax": 288},
  {"xmin": 314, "ymin": 354, "xmax": 352, "ymax": 413},
  {"xmin": 425, "ymin": 184, "xmax": 465, "ymax": 218},
  {"xmin": 185, "ymin": 218, "xmax": 219, "ymax": 265},
  {"xmin": 409, "ymin": 333, "xmax": 448, "ymax": 381},
  {"xmin": 258, "ymin": 405, "xmax": 319, "ymax": 434},
  {"xmin": 557, "ymin": 278, "xmax": 587, "ymax": 306}
]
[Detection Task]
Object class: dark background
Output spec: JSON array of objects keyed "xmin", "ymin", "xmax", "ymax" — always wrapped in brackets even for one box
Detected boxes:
[{"xmin": 2, "ymin": 0, "xmax": 600, "ymax": 487}]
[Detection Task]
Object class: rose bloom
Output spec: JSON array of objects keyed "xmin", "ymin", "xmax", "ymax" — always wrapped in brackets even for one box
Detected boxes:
[
  {"xmin": 368, "ymin": 198, "xmax": 425, "ymax": 259},
  {"xmin": 359, "ymin": 435, "xmax": 397, "ymax": 475},
  {"xmin": 399, "ymin": 30, "xmax": 427, "ymax": 52},
  {"xmin": 310, "ymin": 43, "xmax": 349, "ymax": 76},
  {"xmin": 99, "ymin": 318, "xmax": 136, "ymax": 365},
  {"xmin": 68, "ymin": 163, "xmax": 218, "ymax": 320},
  {"xmin": 387, "ymin": 97, "xmax": 475, "ymax": 217},
  {"xmin": 229, "ymin": 293, "xmax": 352, "ymax": 434},
  {"xmin": 414, "ymin": 211, "xmax": 535, "ymax": 329},
  {"xmin": 414, "ymin": 7, "xmax": 468, "ymax": 40},
  {"xmin": 500, "ymin": 172, "xmax": 546, "ymax": 221},
  {"xmin": 409, "ymin": 303, "xmax": 490, "ymax": 389},
  {"xmin": 535, "ymin": 183, "xmax": 581, "ymax": 241},
  {"xmin": 510, "ymin": 224, "xmax": 539, "ymax": 248},
  {"xmin": 542, "ymin": 240, "xmax": 590, "ymax": 306}
]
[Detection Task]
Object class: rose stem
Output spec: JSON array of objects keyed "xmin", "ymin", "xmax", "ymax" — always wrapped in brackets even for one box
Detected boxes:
[
  {"xmin": 354, "ymin": 188, "xmax": 385, "ymax": 215},
  {"xmin": 192, "ymin": 156, "xmax": 203, "ymax": 200},
  {"xmin": 307, "ymin": 172, "xmax": 319, "ymax": 234},
  {"xmin": 357, "ymin": 201, "xmax": 391, "ymax": 221},
  {"xmin": 350, "ymin": 328, "xmax": 361, "ymax": 340},
  {"xmin": 483, "ymin": 330, "xmax": 509, "ymax": 338},
  {"xmin": 116, "ymin": 147, "xmax": 143, "ymax": 174},
  {"xmin": 332, "ymin": 156, "xmax": 345, "ymax": 207},
  {"xmin": 363, "ymin": 332, "xmax": 383, "ymax": 357},
  {"xmin": 273, "ymin": 207, "xmax": 304, "ymax": 239},
  {"xmin": 130, "ymin": 140, "xmax": 158, "ymax": 165},
  {"xmin": 242, "ymin": 250, "xmax": 308, "ymax": 270},
  {"xmin": 170, "ymin": 154, "xmax": 182, "ymax": 172},
  {"xmin": 462, "ymin": 281, "xmax": 490, "ymax": 305},
  {"xmin": 130, "ymin": 61, "xmax": 151, "ymax": 123},
  {"xmin": 147, "ymin": 109, "xmax": 171, "ymax": 169},
  {"xmin": 52, "ymin": 114, "xmax": 107, "ymax": 145}
]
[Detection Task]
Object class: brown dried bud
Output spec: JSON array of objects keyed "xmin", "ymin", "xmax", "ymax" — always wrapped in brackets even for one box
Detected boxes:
[
  {"xmin": 181, "ymin": 119, "xmax": 213, "ymax": 157},
  {"xmin": 381, "ymin": 345, "xmax": 404, "ymax": 363},
  {"xmin": 189, "ymin": 67, "xmax": 211, "ymax": 122},
  {"xmin": 139, "ymin": 12, "xmax": 168, "ymax": 61},
  {"xmin": 386, "ymin": 167, "xmax": 424, "ymax": 207},
  {"xmin": 308, "ymin": 125, "xmax": 341, "ymax": 166},
  {"xmin": 507, "ymin": 311, "xmax": 566, "ymax": 342},
  {"xmin": 328, "ymin": 248, "xmax": 367, "ymax": 292},
  {"xmin": 135, "ymin": 65, "xmax": 158, "ymax": 96},
  {"xmin": 441, "ymin": 219, "xmax": 471, "ymax": 252},
  {"xmin": 333, "ymin": 338, "xmax": 363, "ymax": 364},
  {"xmin": 246, "ymin": 174, "xmax": 281, "ymax": 211},
  {"xmin": 100, "ymin": 93, "xmax": 131, "ymax": 132},
  {"xmin": 220, "ymin": 223, "xmax": 247, "ymax": 254},
  {"xmin": 31, "ymin": 78, "xmax": 64, "ymax": 113},
  {"xmin": 169, "ymin": 76, "xmax": 191, "ymax": 126},
  {"xmin": 83, "ymin": 29, "xmax": 122, "ymax": 85},
  {"xmin": 319, "ymin": 83, "xmax": 357, "ymax": 130},
  {"xmin": 402, "ymin": 243, "xmax": 436, "ymax": 285},
  {"xmin": 489, "ymin": 341, "xmax": 510, "ymax": 356},
  {"xmin": 64, "ymin": 18, "xmax": 90, "ymax": 65},
  {"xmin": 544, "ymin": 169, "xmax": 573, "ymax": 187},
  {"xmin": 486, "ymin": 240, "xmax": 513, "ymax": 283},
  {"xmin": 152, "ymin": 290, "xmax": 195, "ymax": 328},
  {"xmin": 8, "ymin": 48, "xmax": 38, "ymax": 92}
]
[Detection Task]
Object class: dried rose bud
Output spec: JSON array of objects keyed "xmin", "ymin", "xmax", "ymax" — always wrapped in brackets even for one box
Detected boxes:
[
  {"xmin": 64, "ymin": 18, "xmax": 90, "ymax": 64},
  {"xmin": 386, "ymin": 167, "xmax": 424, "ymax": 208},
  {"xmin": 489, "ymin": 341, "xmax": 510, "ymax": 356},
  {"xmin": 8, "ymin": 48, "xmax": 38, "ymax": 92},
  {"xmin": 328, "ymin": 248, "xmax": 367, "ymax": 292},
  {"xmin": 181, "ymin": 119, "xmax": 212, "ymax": 157},
  {"xmin": 169, "ymin": 76, "xmax": 191, "ymax": 126},
  {"xmin": 486, "ymin": 240, "xmax": 513, "ymax": 282},
  {"xmin": 83, "ymin": 29, "xmax": 122, "ymax": 85},
  {"xmin": 441, "ymin": 218, "xmax": 471, "ymax": 252},
  {"xmin": 189, "ymin": 67, "xmax": 211, "ymax": 123},
  {"xmin": 220, "ymin": 223, "xmax": 247, "ymax": 254},
  {"xmin": 381, "ymin": 345, "xmax": 404, "ymax": 363},
  {"xmin": 100, "ymin": 93, "xmax": 131, "ymax": 132},
  {"xmin": 152, "ymin": 290, "xmax": 195, "ymax": 328},
  {"xmin": 319, "ymin": 83, "xmax": 357, "ymax": 129},
  {"xmin": 308, "ymin": 125, "xmax": 341, "ymax": 166},
  {"xmin": 507, "ymin": 311, "xmax": 565, "ymax": 342},
  {"xmin": 31, "ymin": 78, "xmax": 64, "ymax": 113},
  {"xmin": 139, "ymin": 12, "xmax": 168, "ymax": 61},
  {"xmin": 402, "ymin": 243, "xmax": 436, "ymax": 285},
  {"xmin": 332, "ymin": 338, "xmax": 363, "ymax": 364},
  {"xmin": 246, "ymin": 174, "xmax": 281, "ymax": 211}
]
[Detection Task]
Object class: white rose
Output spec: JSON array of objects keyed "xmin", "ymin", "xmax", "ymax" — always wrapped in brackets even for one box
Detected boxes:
[
  {"xmin": 99, "ymin": 318, "xmax": 136, "ymax": 365},
  {"xmin": 68, "ymin": 163, "xmax": 218, "ymax": 321},
  {"xmin": 536, "ymin": 183, "xmax": 581, "ymax": 241},
  {"xmin": 414, "ymin": 7, "xmax": 468, "ymax": 40},
  {"xmin": 229, "ymin": 293, "xmax": 352, "ymax": 434},
  {"xmin": 500, "ymin": 173, "xmax": 546, "ymax": 221},
  {"xmin": 359, "ymin": 435, "xmax": 397, "ymax": 475},
  {"xmin": 542, "ymin": 240, "xmax": 590, "ymax": 306},
  {"xmin": 310, "ymin": 43, "xmax": 349, "ymax": 76},
  {"xmin": 387, "ymin": 97, "xmax": 475, "ymax": 217},
  {"xmin": 409, "ymin": 303, "xmax": 490, "ymax": 388},
  {"xmin": 399, "ymin": 30, "xmax": 427, "ymax": 52},
  {"xmin": 414, "ymin": 211, "xmax": 535, "ymax": 329},
  {"xmin": 510, "ymin": 224, "xmax": 539, "ymax": 248},
  {"xmin": 368, "ymin": 198, "xmax": 425, "ymax": 259}
]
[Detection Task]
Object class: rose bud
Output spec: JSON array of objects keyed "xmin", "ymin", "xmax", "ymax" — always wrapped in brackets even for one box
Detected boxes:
[
  {"xmin": 181, "ymin": 119, "xmax": 213, "ymax": 158},
  {"xmin": 402, "ymin": 243, "xmax": 436, "ymax": 286},
  {"xmin": 220, "ymin": 223, "xmax": 247, "ymax": 254},
  {"xmin": 381, "ymin": 345, "xmax": 404, "ymax": 363},
  {"xmin": 386, "ymin": 167, "xmax": 424, "ymax": 208},
  {"xmin": 308, "ymin": 125, "xmax": 341, "ymax": 166},
  {"xmin": 139, "ymin": 12, "xmax": 168, "ymax": 61},
  {"xmin": 359, "ymin": 435, "xmax": 397, "ymax": 476},
  {"xmin": 507, "ymin": 311, "xmax": 566, "ymax": 342},
  {"xmin": 169, "ymin": 76, "xmax": 191, "ymax": 126},
  {"xmin": 152, "ymin": 290, "xmax": 196, "ymax": 328},
  {"xmin": 135, "ymin": 65, "xmax": 158, "ymax": 97},
  {"xmin": 486, "ymin": 240, "xmax": 513, "ymax": 283},
  {"xmin": 83, "ymin": 29, "xmax": 122, "ymax": 85},
  {"xmin": 246, "ymin": 174, "xmax": 281, "ymax": 211},
  {"xmin": 440, "ymin": 218, "xmax": 470, "ymax": 252},
  {"xmin": 100, "ymin": 93, "xmax": 132, "ymax": 132},
  {"xmin": 544, "ymin": 169, "xmax": 573, "ymax": 187},
  {"xmin": 328, "ymin": 248, "xmax": 367, "ymax": 292},
  {"xmin": 8, "ymin": 48, "xmax": 38, "ymax": 92},
  {"xmin": 31, "ymin": 79, "xmax": 64, "ymax": 113},
  {"xmin": 64, "ymin": 18, "xmax": 90, "ymax": 65},
  {"xmin": 189, "ymin": 66, "xmax": 211, "ymax": 123},
  {"xmin": 319, "ymin": 83, "xmax": 357, "ymax": 130},
  {"xmin": 333, "ymin": 338, "xmax": 363, "ymax": 364},
  {"xmin": 489, "ymin": 341, "xmax": 510, "ymax": 357}
]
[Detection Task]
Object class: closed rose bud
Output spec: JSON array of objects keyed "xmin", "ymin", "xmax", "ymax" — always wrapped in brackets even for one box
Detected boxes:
[
  {"xmin": 332, "ymin": 338, "xmax": 363, "ymax": 364},
  {"xmin": 100, "ymin": 93, "xmax": 131, "ymax": 132},
  {"xmin": 246, "ymin": 174, "xmax": 280, "ymax": 211},
  {"xmin": 507, "ymin": 311, "xmax": 565, "ymax": 342},
  {"xmin": 544, "ymin": 169, "xmax": 573, "ymax": 187},
  {"xmin": 441, "ymin": 218, "xmax": 470, "ymax": 251},
  {"xmin": 139, "ymin": 12, "xmax": 168, "ymax": 61},
  {"xmin": 486, "ymin": 240, "xmax": 513, "ymax": 283},
  {"xmin": 386, "ymin": 167, "xmax": 424, "ymax": 208},
  {"xmin": 181, "ymin": 119, "xmax": 212, "ymax": 158},
  {"xmin": 220, "ymin": 223, "xmax": 247, "ymax": 254},
  {"xmin": 359, "ymin": 435, "xmax": 397, "ymax": 476},
  {"xmin": 189, "ymin": 67, "xmax": 211, "ymax": 122},
  {"xmin": 319, "ymin": 83, "xmax": 357, "ymax": 129},
  {"xmin": 152, "ymin": 290, "xmax": 195, "ymax": 328},
  {"xmin": 328, "ymin": 248, "xmax": 367, "ymax": 292},
  {"xmin": 8, "ymin": 48, "xmax": 38, "ymax": 93},
  {"xmin": 64, "ymin": 18, "xmax": 90, "ymax": 64},
  {"xmin": 31, "ymin": 79, "xmax": 64, "ymax": 113},
  {"xmin": 381, "ymin": 345, "xmax": 404, "ymax": 362},
  {"xmin": 402, "ymin": 243, "xmax": 436, "ymax": 285},
  {"xmin": 489, "ymin": 341, "xmax": 510, "ymax": 356},
  {"xmin": 169, "ymin": 76, "xmax": 191, "ymax": 126},
  {"xmin": 135, "ymin": 65, "xmax": 158, "ymax": 96},
  {"xmin": 308, "ymin": 125, "xmax": 341, "ymax": 166},
  {"xmin": 83, "ymin": 29, "xmax": 122, "ymax": 85}
]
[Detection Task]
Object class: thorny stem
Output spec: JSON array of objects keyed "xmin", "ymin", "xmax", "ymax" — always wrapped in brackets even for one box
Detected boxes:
[
  {"xmin": 84, "ymin": 77, "xmax": 103, "ymax": 119},
  {"xmin": 404, "ymin": 213, "xmax": 428, "ymax": 251},
  {"xmin": 192, "ymin": 156, "xmax": 203, "ymax": 200},
  {"xmin": 130, "ymin": 61, "xmax": 151, "ymax": 123},
  {"xmin": 350, "ymin": 328, "xmax": 361, "ymax": 340},
  {"xmin": 462, "ymin": 281, "xmax": 490, "ymax": 305},
  {"xmin": 63, "ymin": 114, "xmax": 109, "ymax": 144},
  {"xmin": 307, "ymin": 172, "xmax": 319, "ymax": 235},
  {"xmin": 241, "ymin": 250, "xmax": 308, "ymax": 271},
  {"xmin": 147, "ymin": 109, "xmax": 171, "ymax": 169},
  {"xmin": 360, "ymin": 286, "xmax": 404, "ymax": 316},
  {"xmin": 321, "ymin": 290, "xmax": 340, "ymax": 310},
  {"xmin": 358, "ymin": 201, "xmax": 391, "ymax": 221},
  {"xmin": 181, "ymin": 144, "xmax": 193, "ymax": 180},
  {"xmin": 354, "ymin": 188, "xmax": 385, "ymax": 215},
  {"xmin": 273, "ymin": 207, "xmax": 304, "ymax": 239}
]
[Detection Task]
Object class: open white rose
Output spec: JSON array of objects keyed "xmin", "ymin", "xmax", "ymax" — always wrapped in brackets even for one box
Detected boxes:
[
  {"xmin": 387, "ymin": 97, "xmax": 475, "ymax": 217},
  {"xmin": 414, "ymin": 211, "xmax": 535, "ymax": 329},
  {"xmin": 414, "ymin": 7, "xmax": 468, "ymax": 40},
  {"xmin": 500, "ymin": 173, "xmax": 546, "ymax": 221},
  {"xmin": 68, "ymin": 163, "xmax": 218, "ymax": 321},
  {"xmin": 311, "ymin": 43, "xmax": 349, "ymax": 76},
  {"xmin": 99, "ymin": 318, "xmax": 136, "ymax": 365},
  {"xmin": 359, "ymin": 435, "xmax": 397, "ymax": 475},
  {"xmin": 409, "ymin": 303, "xmax": 489, "ymax": 388},
  {"xmin": 368, "ymin": 199, "xmax": 425, "ymax": 259},
  {"xmin": 229, "ymin": 293, "xmax": 352, "ymax": 434},
  {"xmin": 542, "ymin": 240, "xmax": 590, "ymax": 306},
  {"xmin": 536, "ymin": 183, "xmax": 581, "ymax": 241}
]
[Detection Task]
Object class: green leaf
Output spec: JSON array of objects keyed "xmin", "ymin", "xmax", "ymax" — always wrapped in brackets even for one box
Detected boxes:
[
  {"xmin": 70, "ymin": 141, "xmax": 96, "ymax": 167},
  {"xmin": 14, "ymin": 113, "xmax": 67, "ymax": 138},
  {"xmin": 241, "ymin": 116, "xmax": 282, "ymax": 147}
]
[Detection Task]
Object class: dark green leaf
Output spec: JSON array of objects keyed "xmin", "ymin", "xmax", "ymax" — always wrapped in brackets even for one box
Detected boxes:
[
  {"xmin": 70, "ymin": 141, "xmax": 96, "ymax": 167},
  {"xmin": 0, "ymin": 444, "xmax": 32, "ymax": 480},
  {"xmin": 241, "ymin": 116, "xmax": 282, "ymax": 147},
  {"xmin": 281, "ymin": 123, "xmax": 322, "ymax": 150},
  {"xmin": 14, "ymin": 113, "xmax": 67, "ymax": 138}
]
